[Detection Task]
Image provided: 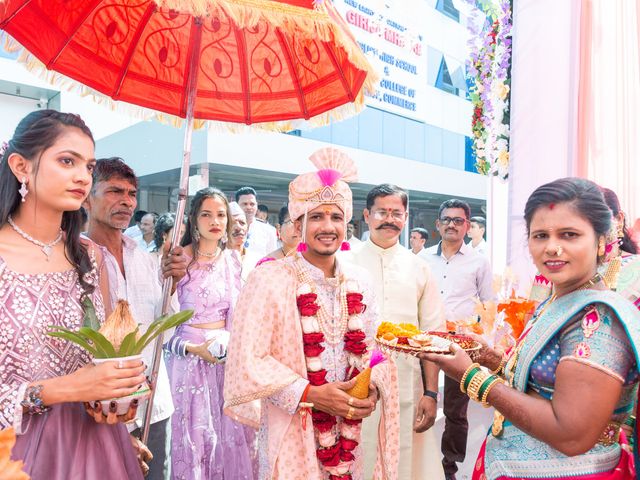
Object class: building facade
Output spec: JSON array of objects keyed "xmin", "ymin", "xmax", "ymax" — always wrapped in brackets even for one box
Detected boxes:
[{"xmin": 0, "ymin": 0, "xmax": 485, "ymax": 246}]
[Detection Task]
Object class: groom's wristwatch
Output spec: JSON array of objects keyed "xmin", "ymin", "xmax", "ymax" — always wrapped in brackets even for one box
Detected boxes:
[{"xmin": 423, "ymin": 389, "xmax": 439, "ymax": 401}]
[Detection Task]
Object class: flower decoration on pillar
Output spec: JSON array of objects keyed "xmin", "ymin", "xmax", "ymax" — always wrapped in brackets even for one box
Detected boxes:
[{"xmin": 465, "ymin": 0, "xmax": 513, "ymax": 181}]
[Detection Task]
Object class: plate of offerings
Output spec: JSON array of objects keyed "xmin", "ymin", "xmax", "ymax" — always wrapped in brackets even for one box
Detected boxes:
[
  {"xmin": 427, "ymin": 331, "xmax": 482, "ymax": 354},
  {"xmin": 375, "ymin": 322, "xmax": 482, "ymax": 357},
  {"xmin": 375, "ymin": 322, "xmax": 452, "ymax": 356}
]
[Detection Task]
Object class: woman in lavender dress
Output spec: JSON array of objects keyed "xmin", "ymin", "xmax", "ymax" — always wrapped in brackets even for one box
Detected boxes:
[
  {"xmin": 165, "ymin": 187, "xmax": 256, "ymax": 479},
  {"xmin": 0, "ymin": 111, "xmax": 145, "ymax": 479}
]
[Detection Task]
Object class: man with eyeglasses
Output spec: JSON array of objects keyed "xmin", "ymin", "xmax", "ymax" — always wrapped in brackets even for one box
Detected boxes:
[
  {"xmin": 346, "ymin": 184, "xmax": 446, "ymax": 480},
  {"xmin": 419, "ymin": 199, "xmax": 493, "ymax": 480}
]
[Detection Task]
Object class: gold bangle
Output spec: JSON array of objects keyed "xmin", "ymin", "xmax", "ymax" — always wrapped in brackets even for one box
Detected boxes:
[
  {"xmin": 467, "ymin": 371, "xmax": 489, "ymax": 402},
  {"xmin": 459, "ymin": 363, "xmax": 481, "ymax": 393},
  {"xmin": 491, "ymin": 355, "xmax": 507, "ymax": 376},
  {"xmin": 480, "ymin": 377, "xmax": 503, "ymax": 407}
]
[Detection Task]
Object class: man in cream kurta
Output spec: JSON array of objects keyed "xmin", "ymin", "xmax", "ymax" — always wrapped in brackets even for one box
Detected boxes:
[{"xmin": 346, "ymin": 184, "xmax": 445, "ymax": 480}]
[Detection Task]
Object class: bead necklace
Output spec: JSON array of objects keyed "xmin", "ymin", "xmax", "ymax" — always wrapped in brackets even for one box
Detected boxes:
[
  {"xmin": 7, "ymin": 215, "xmax": 63, "ymax": 261},
  {"xmin": 295, "ymin": 257, "xmax": 349, "ymax": 345},
  {"xmin": 196, "ymin": 247, "xmax": 221, "ymax": 259}
]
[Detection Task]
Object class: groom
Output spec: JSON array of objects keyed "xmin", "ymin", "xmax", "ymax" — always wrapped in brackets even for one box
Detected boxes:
[{"xmin": 225, "ymin": 148, "xmax": 400, "ymax": 479}]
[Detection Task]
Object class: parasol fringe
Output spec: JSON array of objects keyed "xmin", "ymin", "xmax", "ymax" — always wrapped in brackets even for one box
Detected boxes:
[{"xmin": 4, "ymin": 33, "xmax": 373, "ymax": 132}]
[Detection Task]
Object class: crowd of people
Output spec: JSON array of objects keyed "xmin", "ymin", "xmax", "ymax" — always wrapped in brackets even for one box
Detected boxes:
[{"xmin": 1, "ymin": 110, "xmax": 639, "ymax": 480}]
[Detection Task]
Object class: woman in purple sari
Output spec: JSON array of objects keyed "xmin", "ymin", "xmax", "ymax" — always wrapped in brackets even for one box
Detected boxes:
[
  {"xmin": 164, "ymin": 187, "xmax": 256, "ymax": 479},
  {"xmin": 0, "ymin": 110, "xmax": 146, "ymax": 479}
]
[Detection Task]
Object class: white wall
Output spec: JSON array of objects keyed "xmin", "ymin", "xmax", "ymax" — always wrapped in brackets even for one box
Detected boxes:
[
  {"xmin": 0, "ymin": 58, "xmax": 139, "ymax": 140},
  {"xmin": 506, "ymin": 0, "xmax": 582, "ymax": 292},
  {"xmin": 0, "ymin": 93, "xmax": 39, "ymax": 141}
]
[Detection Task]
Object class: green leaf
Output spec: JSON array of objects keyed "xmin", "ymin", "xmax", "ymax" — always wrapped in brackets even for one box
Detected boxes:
[
  {"xmin": 47, "ymin": 331, "xmax": 100, "ymax": 357},
  {"xmin": 78, "ymin": 327, "xmax": 117, "ymax": 357},
  {"xmin": 118, "ymin": 327, "xmax": 140, "ymax": 357},
  {"xmin": 134, "ymin": 317, "xmax": 168, "ymax": 353},
  {"xmin": 136, "ymin": 310, "xmax": 193, "ymax": 352},
  {"xmin": 81, "ymin": 297, "xmax": 101, "ymax": 331}
]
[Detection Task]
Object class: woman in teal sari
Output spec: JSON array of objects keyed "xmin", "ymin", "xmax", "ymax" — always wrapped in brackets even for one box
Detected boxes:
[{"xmin": 422, "ymin": 178, "xmax": 640, "ymax": 479}]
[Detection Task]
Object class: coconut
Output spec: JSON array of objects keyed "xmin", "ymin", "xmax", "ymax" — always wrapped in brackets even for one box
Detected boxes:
[{"xmin": 98, "ymin": 300, "xmax": 139, "ymax": 351}]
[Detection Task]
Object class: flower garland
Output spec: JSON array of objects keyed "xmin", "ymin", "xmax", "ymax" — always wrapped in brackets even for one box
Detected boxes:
[
  {"xmin": 296, "ymin": 276, "xmax": 368, "ymax": 480},
  {"xmin": 465, "ymin": 0, "xmax": 513, "ymax": 180}
]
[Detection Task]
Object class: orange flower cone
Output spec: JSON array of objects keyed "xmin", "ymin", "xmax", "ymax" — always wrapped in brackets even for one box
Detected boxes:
[
  {"xmin": 345, "ymin": 350, "xmax": 386, "ymax": 399},
  {"xmin": 346, "ymin": 367, "xmax": 372, "ymax": 399}
]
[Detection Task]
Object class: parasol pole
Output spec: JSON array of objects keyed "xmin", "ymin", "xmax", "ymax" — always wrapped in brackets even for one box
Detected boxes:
[{"xmin": 141, "ymin": 17, "xmax": 203, "ymax": 444}]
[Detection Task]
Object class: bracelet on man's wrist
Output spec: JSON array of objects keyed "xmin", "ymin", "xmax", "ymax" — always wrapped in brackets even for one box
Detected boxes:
[{"xmin": 423, "ymin": 389, "xmax": 439, "ymax": 401}]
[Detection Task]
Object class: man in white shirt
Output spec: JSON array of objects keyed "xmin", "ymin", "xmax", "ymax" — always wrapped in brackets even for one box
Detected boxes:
[
  {"xmin": 346, "ymin": 184, "xmax": 445, "ymax": 480},
  {"xmin": 467, "ymin": 216, "xmax": 488, "ymax": 256},
  {"xmin": 235, "ymin": 186, "xmax": 277, "ymax": 257},
  {"xmin": 136, "ymin": 212, "xmax": 157, "ymax": 252},
  {"xmin": 410, "ymin": 227, "xmax": 429, "ymax": 254},
  {"xmin": 84, "ymin": 157, "xmax": 187, "ymax": 480},
  {"xmin": 420, "ymin": 199, "xmax": 493, "ymax": 480},
  {"xmin": 227, "ymin": 201, "xmax": 261, "ymax": 282},
  {"xmin": 124, "ymin": 209, "xmax": 147, "ymax": 240},
  {"xmin": 256, "ymin": 203, "xmax": 270, "ymax": 223},
  {"xmin": 346, "ymin": 220, "xmax": 362, "ymax": 247}
]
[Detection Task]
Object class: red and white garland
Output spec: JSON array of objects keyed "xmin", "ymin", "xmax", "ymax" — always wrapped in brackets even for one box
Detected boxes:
[{"xmin": 297, "ymin": 279, "xmax": 368, "ymax": 480}]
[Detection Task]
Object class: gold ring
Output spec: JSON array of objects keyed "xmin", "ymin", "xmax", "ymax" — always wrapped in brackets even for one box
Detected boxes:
[
  {"xmin": 348, "ymin": 397, "xmax": 354, "ymax": 406},
  {"xmin": 346, "ymin": 406, "xmax": 355, "ymax": 420}
]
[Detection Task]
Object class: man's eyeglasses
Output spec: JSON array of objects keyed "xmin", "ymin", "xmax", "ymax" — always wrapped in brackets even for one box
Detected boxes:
[
  {"xmin": 439, "ymin": 216, "xmax": 467, "ymax": 226},
  {"xmin": 372, "ymin": 210, "xmax": 406, "ymax": 221}
]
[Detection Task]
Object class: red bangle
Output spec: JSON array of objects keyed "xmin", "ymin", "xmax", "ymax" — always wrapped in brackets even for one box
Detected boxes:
[
  {"xmin": 301, "ymin": 383, "xmax": 311, "ymax": 403},
  {"xmin": 299, "ymin": 383, "xmax": 313, "ymax": 431}
]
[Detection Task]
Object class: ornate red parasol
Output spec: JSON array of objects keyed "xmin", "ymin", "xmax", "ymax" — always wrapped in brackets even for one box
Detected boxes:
[
  {"xmin": 0, "ymin": 0, "xmax": 375, "ymax": 126},
  {"xmin": 1, "ymin": 0, "xmax": 376, "ymax": 443}
]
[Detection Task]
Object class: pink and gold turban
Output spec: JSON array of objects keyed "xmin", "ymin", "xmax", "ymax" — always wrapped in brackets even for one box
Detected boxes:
[{"xmin": 288, "ymin": 147, "xmax": 358, "ymax": 222}]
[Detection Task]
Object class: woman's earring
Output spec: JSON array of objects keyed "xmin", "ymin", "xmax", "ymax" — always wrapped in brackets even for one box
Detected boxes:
[
  {"xmin": 598, "ymin": 240, "xmax": 606, "ymax": 257},
  {"xmin": 19, "ymin": 177, "xmax": 28, "ymax": 202},
  {"xmin": 193, "ymin": 228, "xmax": 200, "ymax": 242}
]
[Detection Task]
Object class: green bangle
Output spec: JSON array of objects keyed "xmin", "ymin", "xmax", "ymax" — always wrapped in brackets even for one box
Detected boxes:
[
  {"xmin": 463, "ymin": 367, "xmax": 481, "ymax": 392},
  {"xmin": 624, "ymin": 415, "xmax": 636, "ymax": 427},
  {"xmin": 477, "ymin": 374, "xmax": 499, "ymax": 400}
]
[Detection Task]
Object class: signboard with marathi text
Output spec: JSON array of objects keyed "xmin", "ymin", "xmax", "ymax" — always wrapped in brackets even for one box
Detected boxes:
[{"xmin": 333, "ymin": 0, "xmax": 427, "ymax": 121}]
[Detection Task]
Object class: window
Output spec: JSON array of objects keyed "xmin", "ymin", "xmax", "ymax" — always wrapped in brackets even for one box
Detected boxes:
[
  {"xmin": 436, "ymin": 0, "xmax": 460, "ymax": 22},
  {"xmin": 435, "ymin": 57, "xmax": 458, "ymax": 95},
  {"xmin": 464, "ymin": 136, "xmax": 476, "ymax": 173}
]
